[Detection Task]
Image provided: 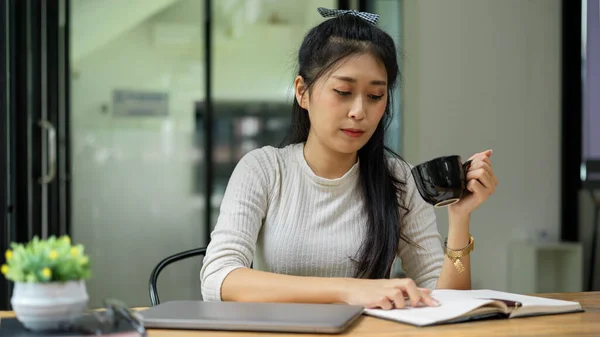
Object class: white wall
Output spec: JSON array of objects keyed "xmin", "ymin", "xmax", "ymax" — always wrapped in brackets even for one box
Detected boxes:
[{"xmin": 402, "ymin": 0, "xmax": 562, "ymax": 291}]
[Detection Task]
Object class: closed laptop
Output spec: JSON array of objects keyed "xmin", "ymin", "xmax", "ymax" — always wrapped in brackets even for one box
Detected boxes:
[{"xmin": 138, "ymin": 300, "xmax": 364, "ymax": 334}]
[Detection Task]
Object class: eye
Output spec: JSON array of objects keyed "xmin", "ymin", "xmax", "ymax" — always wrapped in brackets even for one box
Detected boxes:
[
  {"xmin": 334, "ymin": 89, "xmax": 351, "ymax": 96},
  {"xmin": 369, "ymin": 94, "xmax": 385, "ymax": 100}
]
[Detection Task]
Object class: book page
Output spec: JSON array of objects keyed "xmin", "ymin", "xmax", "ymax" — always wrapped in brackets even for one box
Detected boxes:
[
  {"xmin": 363, "ymin": 289, "xmax": 582, "ymax": 326},
  {"xmin": 463, "ymin": 290, "xmax": 583, "ymax": 318},
  {"xmin": 363, "ymin": 291, "xmax": 503, "ymax": 327}
]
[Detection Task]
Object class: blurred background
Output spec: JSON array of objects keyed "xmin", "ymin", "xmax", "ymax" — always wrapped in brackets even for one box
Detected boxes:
[{"xmin": 0, "ymin": 0, "xmax": 598, "ymax": 309}]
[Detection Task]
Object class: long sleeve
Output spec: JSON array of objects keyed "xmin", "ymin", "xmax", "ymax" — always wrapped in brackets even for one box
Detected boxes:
[
  {"xmin": 200, "ymin": 144, "xmax": 444, "ymax": 301},
  {"xmin": 200, "ymin": 150, "xmax": 272, "ymax": 301},
  {"xmin": 395, "ymin": 161, "xmax": 445, "ymax": 289}
]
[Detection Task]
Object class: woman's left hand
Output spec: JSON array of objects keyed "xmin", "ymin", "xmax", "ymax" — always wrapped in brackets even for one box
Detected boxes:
[{"xmin": 448, "ymin": 149, "xmax": 498, "ymax": 217}]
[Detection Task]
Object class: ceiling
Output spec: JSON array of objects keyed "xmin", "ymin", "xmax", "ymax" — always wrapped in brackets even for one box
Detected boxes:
[{"xmin": 70, "ymin": 0, "xmax": 327, "ymax": 63}]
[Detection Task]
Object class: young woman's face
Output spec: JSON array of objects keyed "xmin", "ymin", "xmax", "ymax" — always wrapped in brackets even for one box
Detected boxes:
[{"xmin": 296, "ymin": 53, "xmax": 388, "ymax": 155}]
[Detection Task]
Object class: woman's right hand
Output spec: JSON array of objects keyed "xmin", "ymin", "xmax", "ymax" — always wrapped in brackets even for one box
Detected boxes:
[{"xmin": 340, "ymin": 278, "xmax": 440, "ymax": 310}]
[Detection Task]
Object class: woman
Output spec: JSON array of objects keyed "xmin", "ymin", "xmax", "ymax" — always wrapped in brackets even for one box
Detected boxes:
[{"xmin": 200, "ymin": 8, "xmax": 497, "ymax": 310}]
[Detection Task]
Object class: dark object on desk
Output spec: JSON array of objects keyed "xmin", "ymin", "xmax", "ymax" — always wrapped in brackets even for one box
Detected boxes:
[
  {"xmin": 411, "ymin": 155, "xmax": 472, "ymax": 207},
  {"xmin": 148, "ymin": 247, "xmax": 207, "ymax": 306},
  {"xmin": 0, "ymin": 299, "xmax": 146, "ymax": 336},
  {"xmin": 138, "ymin": 300, "xmax": 364, "ymax": 334},
  {"xmin": 0, "ymin": 314, "xmax": 142, "ymax": 336}
]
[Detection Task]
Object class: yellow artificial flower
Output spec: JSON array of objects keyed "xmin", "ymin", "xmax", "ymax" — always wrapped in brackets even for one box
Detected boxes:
[
  {"xmin": 1, "ymin": 264, "xmax": 8, "ymax": 275},
  {"xmin": 71, "ymin": 247, "xmax": 79, "ymax": 256},
  {"xmin": 63, "ymin": 236, "xmax": 71, "ymax": 245},
  {"xmin": 5, "ymin": 250, "xmax": 12, "ymax": 261},
  {"xmin": 80, "ymin": 256, "xmax": 89, "ymax": 265},
  {"xmin": 42, "ymin": 267, "xmax": 52, "ymax": 278},
  {"xmin": 49, "ymin": 250, "xmax": 58, "ymax": 260}
]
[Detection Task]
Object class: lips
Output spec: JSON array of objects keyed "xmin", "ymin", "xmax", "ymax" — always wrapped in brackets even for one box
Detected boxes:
[{"xmin": 341, "ymin": 128, "xmax": 365, "ymax": 138}]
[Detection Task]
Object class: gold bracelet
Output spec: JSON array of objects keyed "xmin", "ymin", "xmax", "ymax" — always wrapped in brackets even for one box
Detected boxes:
[{"xmin": 444, "ymin": 235, "xmax": 474, "ymax": 273}]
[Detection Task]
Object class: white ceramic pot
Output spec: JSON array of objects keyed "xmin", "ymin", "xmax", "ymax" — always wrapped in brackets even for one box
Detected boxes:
[{"xmin": 11, "ymin": 280, "xmax": 89, "ymax": 331}]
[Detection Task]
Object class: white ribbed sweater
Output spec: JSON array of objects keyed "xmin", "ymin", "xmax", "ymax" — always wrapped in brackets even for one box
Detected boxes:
[{"xmin": 200, "ymin": 143, "xmax": 444, "ymax": 301}]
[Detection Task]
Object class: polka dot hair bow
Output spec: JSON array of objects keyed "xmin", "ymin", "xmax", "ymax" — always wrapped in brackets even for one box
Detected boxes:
[{"xmin": 317, "ymin": 7, "xmax": 380, "ymax": 25}]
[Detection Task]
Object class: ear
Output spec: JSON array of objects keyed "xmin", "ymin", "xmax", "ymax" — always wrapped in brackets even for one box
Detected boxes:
[{"xmin": 294, "ymin": 75, "xmax": 309, "ymax": 110}]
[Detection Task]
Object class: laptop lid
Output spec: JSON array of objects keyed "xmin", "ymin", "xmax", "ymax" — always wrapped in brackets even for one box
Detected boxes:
[{"xmin": 138, "ymin": 301, "xmax": 365, "ymax": 334}]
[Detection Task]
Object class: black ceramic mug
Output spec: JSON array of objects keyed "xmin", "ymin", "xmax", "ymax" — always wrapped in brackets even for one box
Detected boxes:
[{"xmin": 411, "ymin": 155, "xmax": 472, "ymax": 207}]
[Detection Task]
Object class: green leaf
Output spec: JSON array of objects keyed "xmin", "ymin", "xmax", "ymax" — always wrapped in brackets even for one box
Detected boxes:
[{"xmin": 1, "ymin": 236, "xmax": 91, "ymax": 283}]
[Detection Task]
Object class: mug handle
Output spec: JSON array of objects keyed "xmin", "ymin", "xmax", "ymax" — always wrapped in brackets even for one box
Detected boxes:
[
  {"xmin": 463, "ymin": 159, "xmax": 473, "ymax": 171},
  {"xmin": 462, "ymin": 159, "xmax": 473, "ymax": 192}
]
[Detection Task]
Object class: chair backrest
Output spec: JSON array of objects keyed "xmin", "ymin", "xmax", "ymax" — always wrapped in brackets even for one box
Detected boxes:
[{"xmin": 148, "ymin": 247, "xmax": 207, "ymax": 306}]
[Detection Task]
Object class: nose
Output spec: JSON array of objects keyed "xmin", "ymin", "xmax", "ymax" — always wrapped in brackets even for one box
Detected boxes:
[{"xmin": 348, "ymin": 96, "xmax": 366, "ymax": 120}]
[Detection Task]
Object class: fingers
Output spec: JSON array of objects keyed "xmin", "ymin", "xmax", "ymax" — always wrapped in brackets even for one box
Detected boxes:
[
  {"xmin": 388, "ymin": 288, "xmax": 407, "ymax": 309},
  {"xmin": 376, "ymin": 297, "xmax": 394, "ymax": 310},
  {"xmin": 468, "ymin": 156, "xmax": 492, "ymax": 172},
  {"xmin": 468, "ymin": 149, "xmax": 493, "ymax": 161},
  {"xmin": 419, "ymin": 287, "xmax": 432, "ymax": 294},
  {"xmin": 467, "ymin": 179, "xmax": 486, "ymax": 194},
  {"xmin": 367, "ymin": 280, "xmax": 440, "ymax": 310},
  {"xmin": 405, "ymin": 287, "xmax": 426, "ymax": 308},
  {"xmin": 472, "ymin": 156, "xmax": 492, "ymax": 169},
  {"xmin": 417, "ymin": 289, "xmax": 439, "ymax": 307},
  {"xmin": 466, "ymin": 168, "xmax": 495, "ymax": 189},
  {"xmin": 481, "ymin": 156, "xmax": 492, "ymax": 167},
  {"xmin": 394, "ymin": 280, "xmax": 439, "ymax": 309},
  {"xmin": 466, "ymin": 157, "xmax": 498, "ymax": 188},
  {"xmin": 403, "ymin": 280, "xmax": 423, "ymax": 308}
]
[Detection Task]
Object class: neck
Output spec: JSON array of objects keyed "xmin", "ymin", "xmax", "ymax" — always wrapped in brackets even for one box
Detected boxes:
[{"xmin": 303, "ymin": 135, "xmax": 358, "ymax": 179}]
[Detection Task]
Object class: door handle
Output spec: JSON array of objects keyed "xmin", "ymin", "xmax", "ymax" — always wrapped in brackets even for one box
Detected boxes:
[{"xmin": 38, "ymin": 120, "xmax": 56, "ymax": 184}]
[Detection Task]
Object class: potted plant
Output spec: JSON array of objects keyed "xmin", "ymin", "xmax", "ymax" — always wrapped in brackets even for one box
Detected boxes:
[{"xmin": 1, "ymin": 235, "xmax": 91, "ymax": 331}]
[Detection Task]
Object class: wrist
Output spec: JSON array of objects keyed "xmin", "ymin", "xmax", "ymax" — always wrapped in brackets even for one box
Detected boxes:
[
  {"xmin": 324, "ymin": 277, "xmax": 353, "ymax": 304},
  {"xmin": 446, "ymin": 213, "xmax": 471, "ymax": 250},
  {"xmin": 448, "ymin": 207, "xmax": 470, "ymax": 221},
  {"xmin": 448, "ymin": 208, "xmax": 471, "ymax": 230}
]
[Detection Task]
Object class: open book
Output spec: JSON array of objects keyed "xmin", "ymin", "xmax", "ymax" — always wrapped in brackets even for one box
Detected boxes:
[{"xmin": 364, "ymin": 289, "xmax": 583, "ymax": 327}]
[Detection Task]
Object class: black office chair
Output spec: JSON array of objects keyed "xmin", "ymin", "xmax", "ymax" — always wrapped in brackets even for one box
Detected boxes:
[{"xmin": 148, "ymin": 247, "xmax": 207, "ymax": 306}]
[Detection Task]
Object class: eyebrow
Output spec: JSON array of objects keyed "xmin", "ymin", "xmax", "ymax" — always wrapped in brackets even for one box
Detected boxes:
[{"xmin": 332, "ymin": 75, "xmax": 387, "ymax": 86}]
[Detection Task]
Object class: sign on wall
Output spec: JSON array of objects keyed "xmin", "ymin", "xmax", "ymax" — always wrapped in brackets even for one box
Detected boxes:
[{"xmin": 112, "ymin": 89, "xmax": 169, "ymax": 117}]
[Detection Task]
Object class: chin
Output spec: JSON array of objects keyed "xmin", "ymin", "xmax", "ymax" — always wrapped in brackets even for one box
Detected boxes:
[{"xmin": 332, "ymin": 140, "xmax": 367, "ymax": 155}]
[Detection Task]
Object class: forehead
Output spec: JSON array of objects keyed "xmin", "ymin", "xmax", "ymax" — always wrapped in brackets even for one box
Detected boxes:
[{"xmin": 329, "ymin": 53, "xmax": 387, "ymax": 80}]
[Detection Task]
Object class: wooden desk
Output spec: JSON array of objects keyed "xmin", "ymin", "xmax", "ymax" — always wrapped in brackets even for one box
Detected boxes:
[{"xmin": 1, "ymin": 292, "xmax": 596, "ymax": 336}]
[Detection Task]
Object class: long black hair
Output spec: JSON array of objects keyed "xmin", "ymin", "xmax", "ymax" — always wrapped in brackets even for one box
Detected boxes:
[{"xmin": 281, "ymin": 13, "xmax": 414, "ymax": 279}]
